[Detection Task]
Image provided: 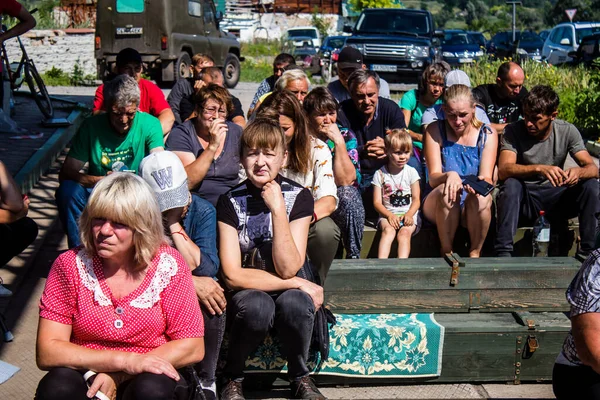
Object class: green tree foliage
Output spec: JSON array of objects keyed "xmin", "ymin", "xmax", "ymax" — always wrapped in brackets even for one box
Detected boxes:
[
  {"xmin": 544, "ymin": 0, "xmax": 600, "ymax": 26},
  {"xmin": 311, "ymin": 8, "xmax": 331, "ymax": 39},
  {"xmin": 347, "ymin": 0, "xmax": 403, "ymax": 13},
  {"xmin": 434, "ymin": 4, "xmax": 454, "ymax": 28}
]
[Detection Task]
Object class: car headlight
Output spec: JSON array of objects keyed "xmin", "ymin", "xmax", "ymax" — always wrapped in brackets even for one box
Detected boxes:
[
  {"xmin": 475, "ymin": 50, "xmax": 484, "ymax": 57},
  {"xmin": 442, "ymin": 51, "xmax": 455, "ymax": 58},
  {"xmin": 408, "ymin": 45, "xmax": 429, "ymax": 58},
  {"xmin": 348, "ymin": 43, "xmax": 364, "ymax": 53}
]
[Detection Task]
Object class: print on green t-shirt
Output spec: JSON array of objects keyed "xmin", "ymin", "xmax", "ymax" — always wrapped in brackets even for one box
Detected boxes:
[{"xmin": 68, "ymin": 112, "xmax": 164, "ymax": 176}]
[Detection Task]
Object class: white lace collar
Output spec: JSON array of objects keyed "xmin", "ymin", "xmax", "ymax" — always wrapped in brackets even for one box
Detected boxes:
[{"xmin": 75, "ymin": 248, "xmax": 178, "ymax": 309}]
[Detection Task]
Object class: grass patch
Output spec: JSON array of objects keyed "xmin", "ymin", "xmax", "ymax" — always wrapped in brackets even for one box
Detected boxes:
[
  {"xmin": 240, "ymin": 59, "xmax": 272, "ymax": 83},
  {"xmin": 241, "ymin": 39, "xmax": 282, "ymax": 58}
]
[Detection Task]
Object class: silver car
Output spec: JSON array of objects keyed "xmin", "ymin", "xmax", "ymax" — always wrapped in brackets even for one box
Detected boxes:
[{"xmin": 542, "ymin": 22, "xmax": 600, "ymax": 65}]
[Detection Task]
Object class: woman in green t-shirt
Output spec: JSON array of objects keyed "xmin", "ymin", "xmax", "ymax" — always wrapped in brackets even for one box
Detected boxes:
[{"xmin": 398, "ymin": 62, "xmax": 450, "ymax": 150}]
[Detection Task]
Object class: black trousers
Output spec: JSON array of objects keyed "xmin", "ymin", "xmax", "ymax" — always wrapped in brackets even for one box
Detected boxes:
[
  {"xmin": 223, "ymin": 289, "xmax": 315, "ymax": 381},
  {"xmin": 495, "ymin": 178, "xmax": 599, "ymax": 256},
  {"xmin": 553, "ymin": 363, "xmax": 600, "ymax": 400},
  {"xmin": 197, "ymin": 305, "xmax": 225, "ymax": 385},
  {"xmin": 0, "ymin": 217, "xmax": 38, "ymax": 267},
  {"xmin": 35, "ymin": 367, "xmax": 189, "ymax": 400}
]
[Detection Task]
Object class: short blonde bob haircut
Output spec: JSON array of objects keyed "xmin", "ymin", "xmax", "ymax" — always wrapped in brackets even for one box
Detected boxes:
[
  {"xmin": 79, "ymin": 172, "xmax": 168, "ymax": 269},
  {"xmin": 385, "ymin": 128, "xmax": 413, "ymax": 154}
]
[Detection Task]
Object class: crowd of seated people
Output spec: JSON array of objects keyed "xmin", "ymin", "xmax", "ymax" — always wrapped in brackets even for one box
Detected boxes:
[{"xmin": 20, "ymin": 44, "xmax": 599, "ymax": 400}]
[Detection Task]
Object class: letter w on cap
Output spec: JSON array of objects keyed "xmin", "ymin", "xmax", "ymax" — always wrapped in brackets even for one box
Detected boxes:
[{"xmin": 151, "ymin": 167, "xmax": 173, "ymax": 189}]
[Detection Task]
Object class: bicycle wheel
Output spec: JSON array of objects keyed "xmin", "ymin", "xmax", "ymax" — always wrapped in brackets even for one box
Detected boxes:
[{"xmin": 25, "ymin": 61, "xmax": 53, "ymax": 119}]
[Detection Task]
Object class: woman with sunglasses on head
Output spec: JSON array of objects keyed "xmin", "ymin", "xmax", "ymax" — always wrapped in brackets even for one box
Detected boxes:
[{"xmin": 166, "ymin": 84, "xmax": 243, "ymax": 207}]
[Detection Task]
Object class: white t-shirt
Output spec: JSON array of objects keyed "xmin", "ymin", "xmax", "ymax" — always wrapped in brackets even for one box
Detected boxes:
[{"xmin": 372, "ymin": 164, "xmax": 420, "ymax": 215}]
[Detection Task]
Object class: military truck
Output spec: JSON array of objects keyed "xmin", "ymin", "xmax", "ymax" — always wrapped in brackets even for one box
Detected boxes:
[{"xmin": 95, "ymin": 0, "xmax": 242, "ymax": 88}]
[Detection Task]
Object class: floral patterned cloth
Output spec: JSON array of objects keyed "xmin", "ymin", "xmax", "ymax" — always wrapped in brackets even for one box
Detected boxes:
[
  {"xmin": 240, "ymin": 313, "xmax": 444, "ymax": 378},
  {"xmin": 326, "ymin": 124, "xmax": 362, "ymax": 187}
]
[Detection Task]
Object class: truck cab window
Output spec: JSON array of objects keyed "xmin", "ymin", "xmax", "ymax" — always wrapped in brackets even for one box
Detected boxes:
[
  {"xmin": 202, "ymin": 2, "xmax": 215, "ymax": 26},
  {"xmin": 117, "ymin": 0, "xmax": 144, "ymax": 13},
  {"xmin": 188, "ymin": 0, "xmax": 202, "ymax": 17}
]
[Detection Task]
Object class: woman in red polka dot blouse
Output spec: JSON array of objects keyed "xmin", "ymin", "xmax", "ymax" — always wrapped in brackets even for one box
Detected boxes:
[{"xmin": 35, "ymin": 173, "xmax": 205, "ymax": 400}]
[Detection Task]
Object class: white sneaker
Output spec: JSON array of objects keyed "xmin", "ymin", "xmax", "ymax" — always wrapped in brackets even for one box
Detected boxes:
[{"xmin": 0, "ymin": 284, "xmax": 12, "ymax": 297}]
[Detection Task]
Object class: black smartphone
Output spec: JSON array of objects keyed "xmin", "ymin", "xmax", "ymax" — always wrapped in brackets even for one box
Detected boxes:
[{"xmin": 462, "ymin": 175, "xmax": 494, "ymax": 197}]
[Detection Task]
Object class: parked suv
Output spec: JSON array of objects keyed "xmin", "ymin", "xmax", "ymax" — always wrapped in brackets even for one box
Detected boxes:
[
  {"xmin": 95, "ymin": 0, "xmax": 242, "ymax": 87},
  {"xmin": 284, "ymin": 27, "xmax": 322, "ymax": 48},
  {"xmin": 542, "ymin": 22, "xmax": 600, "ymax": 65},
  {"xmin": 343, "ymin": 8, "xmax": 441, "ymax": 82}
]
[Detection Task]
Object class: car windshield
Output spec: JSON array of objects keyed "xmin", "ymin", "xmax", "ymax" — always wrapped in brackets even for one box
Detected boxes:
[
  {"xmin": 117, "ymin": 0, "xmax": 144, "ymax": 13},
  {"xmin": 326, "ymin": 37, "xmax": 346, "ymax": 48},
  {"xmin": 468, "ymin": 33, "xmax": 485, "ymax": 46},
  {"xmin": 287, "ymin": 29, "xmax": 318, "ymax": 39},
  {"xmin": 518, "ymin": 31, "xmax": 541, "ymax": 42},
  {"xmin": 443, "ymin": 32, "xmax": 474, "ymax": 45},
  {"xmin": 356, "ymin": 10, "xmax": 430, "ymax": 35},
  {"xmin": 576, "ymin": 27, "xmax": 600, "ymax": 44}
]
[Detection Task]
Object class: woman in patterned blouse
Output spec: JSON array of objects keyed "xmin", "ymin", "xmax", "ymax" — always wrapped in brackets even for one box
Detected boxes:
[
  {"xmin": 303, "ymin": 87, "xmax": 365, "ymax": 260},
  {"xmin": 35, "ymin": 173, "xmax": 204, "ymax": 400},
  {"xmin": 258, "ymin": 91, "xmax": 340, "ymax": 283}
]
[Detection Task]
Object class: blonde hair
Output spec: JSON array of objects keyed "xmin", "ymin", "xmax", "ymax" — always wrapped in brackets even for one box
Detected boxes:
[
  {"xmin": 443, "ymin": 84, "xmax": 483, "ymax": 129},
  {"xmin": 79, "ymin": 173, "xmax": 167, "ymax": 269},
  {"xmin": 385, "ymin": 129, "xmax": 413, "ymax": 154}
]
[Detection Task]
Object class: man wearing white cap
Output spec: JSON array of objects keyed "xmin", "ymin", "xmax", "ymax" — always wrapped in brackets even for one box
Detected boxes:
[
  {"xmin": 139, "ymin": 151, "xmax": 224, "ymax": 400},
  {"xmin": 420, "ymin": 69, "xmax": 491, "ymax": 131}
]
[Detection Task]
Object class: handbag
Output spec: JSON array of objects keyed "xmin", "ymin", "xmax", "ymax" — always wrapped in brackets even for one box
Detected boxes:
[{"xmin": 177, "ymin": 366, "xmax": 206, "ymax": 400}]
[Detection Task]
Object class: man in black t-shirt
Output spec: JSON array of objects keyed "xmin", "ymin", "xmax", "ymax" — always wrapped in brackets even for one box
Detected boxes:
[
  {"xmin": 336, "ymin": 69, "xmax": 407, "ymax": 188},
  {"xmin": 473, "ymin": 62, "xmax": 528, "ymax": 135}
]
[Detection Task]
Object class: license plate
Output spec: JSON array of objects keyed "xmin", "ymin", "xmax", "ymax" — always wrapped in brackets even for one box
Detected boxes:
[
  {"xmin": 458, "ymin": 58, "xmax": 474, "ymax": 63},
  {"xmin": 116, "ymin": 27, "xmax": 143, "ymax": 35},
  {"xmin": 531, "ymin": 55, "xmax": 542, "ymax": 61},
  {"xmin": 371, "ymin": 64, "xmax": 397, "ymax": 72}
]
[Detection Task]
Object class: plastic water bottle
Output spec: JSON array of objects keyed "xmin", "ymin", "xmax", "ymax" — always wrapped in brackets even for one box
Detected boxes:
[{"xmin": 532, "ymin": 210, "xmax": 550, "ymax": 257}]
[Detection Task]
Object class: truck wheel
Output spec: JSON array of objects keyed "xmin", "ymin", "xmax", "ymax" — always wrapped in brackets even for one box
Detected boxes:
[
  {"xmin": 176, "ymin": 52, "xmax": 192, "ymax": 80},
  {"xmin": 223, "ymin": 53, "xmax": 240, "ymax": 89}
]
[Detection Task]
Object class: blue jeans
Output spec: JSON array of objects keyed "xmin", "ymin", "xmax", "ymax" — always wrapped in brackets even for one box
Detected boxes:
[
  {"xmin": 185, "ymin": 194, "xmax": 220, "ymax": 278},
  {"xmin": 55, "ymin": 180, "xmax": 92, "ymax": 248},
  {"xmin": 224, "ymin": 289, "xmax": 315, "ymax": 381}
]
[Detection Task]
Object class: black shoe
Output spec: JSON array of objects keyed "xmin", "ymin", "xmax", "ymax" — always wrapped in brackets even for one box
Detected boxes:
[
  {"xmin": 290, "ymin": 376, "xmax": 326, "ymax": 400},
  {"xmin": 220, "ymin": 380, "xmax": 244, "ymax": 400},
  {"xmin": 202, "ymin": 388, "xmax": 217, "ymax": 400}
]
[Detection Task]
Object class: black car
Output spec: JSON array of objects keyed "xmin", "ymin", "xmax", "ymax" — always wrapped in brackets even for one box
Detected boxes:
[
  {"xmin": 568, "ymin": 32, "xmax": 600, "ymax": 66},
  {"xmin": 343, "ymin": 8, "xmax": 441, "ymax": 82},
  {"xmin": 441, "ymin": 30, "xmax": 484, "ymax": 65},
  {"xmin": 487, "ymin": 30, "xmax": 543, "ymax": 61},
  {"xmin": 467, "ymin": 31, "xmax": 487, "ymax": 49}
]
